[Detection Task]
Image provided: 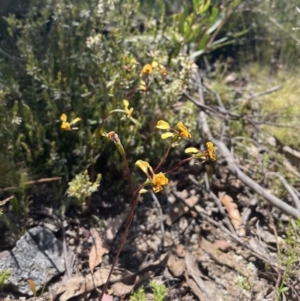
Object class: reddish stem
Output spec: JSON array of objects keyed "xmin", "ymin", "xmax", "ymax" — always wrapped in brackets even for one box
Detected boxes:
[
  {"xmin": 154, "ymin": 143, "xmax": 172, "ymax": 173},
  {"xmin": 98, "ymin": 198, "xmax": 138, "ymax": 300}
]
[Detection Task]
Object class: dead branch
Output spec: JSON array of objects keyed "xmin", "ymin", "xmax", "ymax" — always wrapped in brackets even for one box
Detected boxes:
[
  {"xmin": 267, "ymin": 173, "xmax": 300, "ymax": 212},
  {"xmin": 213, "ymin": 140, "xmax": 300, "ymax": 218},
  {"xmin": 0, "ymin": 177, "xmax": 62, "ymax": 192},
  {"xmin": 192, "ymin": 72, "xmax": 300, "ymax": 219}
]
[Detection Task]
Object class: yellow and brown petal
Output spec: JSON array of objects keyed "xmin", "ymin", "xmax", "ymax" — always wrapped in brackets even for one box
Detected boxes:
[
  {"xmin": 123, "ymin": 99, "xmax": 133, "ymax": 118},
  {"xmin": 140, "ymin": 64, "xmax": 153, "ymax": 76},
  {"xmin": 135, "ymin": 160, "xmax": 168, "ymax": 193},
  {"xmin": 206, "ymin": 142, "xmax": 216, "ymax": 161},
  {"xmin": 152, "ymin": 172, "xmax": 168, "ymax": 193},
  {"xmin": 60, "ymin": 113, "xmax": 81, "ymax": 131},
  {"xmin": 177, "ymin": 122, "xmax": 191, "ymax": 138}
]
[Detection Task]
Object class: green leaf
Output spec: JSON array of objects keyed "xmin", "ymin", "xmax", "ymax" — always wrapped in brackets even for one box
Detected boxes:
[
  {"xmin": 198, "ymin": 0, "xmax": 211, "ymax": 15},
  {"xmin": 207, "ymin": 16, "xmax": 224, "ymax": 35},
  {"xmin": 198, "ymin": 33, "xmax": 210, "ymax": 50},
  {"xmin": 280, "ymin": 286, "xmax": 289, "ymax": 292},
  {"xmin": 209, "ymin": 7, "xmax": 220, "ymax": 22},
  {"xmin": 10, "ymin": 196, "xmax": 19, "ymax": 215},
  {"xmin": 190, "ymin": 49, "xmax": 205, "ymax": 60}
]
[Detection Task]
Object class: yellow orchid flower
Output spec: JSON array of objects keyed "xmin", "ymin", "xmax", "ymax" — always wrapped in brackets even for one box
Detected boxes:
[
  {"xmin": 140, "ymin": 64, "xmax": 153, "ymax": 76},
  {"xmin": 123, "ymin": 99, "xmax": 133, "ymax": 118},
  {"xmin": 159, "ymin": 65, "xmax": 167, "ymax": 77},
  {"xmin": 177, "ymin": 122, "xmax": 191, "ymax": 138},
  {"xmin": 185, "ymin": 142, "xmax": 216, "ymax": 161},
  {"xmin": 185, "ymin": 147, "xmax": 205, "ymax": 159},
  {"xmin": 135, "ymin": 160, "xmax": 168, "ymax": 193},
  {"xmin": 205, "ymin": 142, "xmax": 216, "ymax": 161},
  {"xmin": 161, "ymin": 132, "xmax": 175, "ymax": 139},
  {"xmin": 156, "ymin": 120, "xmax": 191, "ymax": 140},
  {"xmin": 60, "ymin": 113, "xmax": 81, "ymax": 131}
]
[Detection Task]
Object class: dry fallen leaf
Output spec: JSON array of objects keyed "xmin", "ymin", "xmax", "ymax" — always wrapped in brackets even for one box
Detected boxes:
[
  {"xmin": 199, "ymin": 237, "xmax": 250, "ymax": 278},
  {"xmin": 219, "ymin": 192, "xmax": 245, "ymax": 236},
  {"xmin": 185, "ymin": 252, "xmax": 223, "ymax": 301},
  {"xmin": 53, "ymin": 267, "xmax": 121, "ymax": 301},
  {"xmin": 110, "ymin": 253, "xmax": 169, "ymax": 296},
  {"xmin": 167, "ymin": 258, "xmax": 185, "ymax": 277},
  {"xmin": 212, "ymin": 239, "xmax": 231, "ymax": 251},
  {"xmin": 55, "ymin": 254, "xmax": 169, "ymax": 301},
  {"xmin": 89, "ymin": 228, "xmax": 109, "ymax": 273},
  {"xmin": 110, "ymin": 280, "xmax": 135, "ymax": 296},
  {"xmin": 27, "ymin": 279, "xmax": 37, "ymax": 296},
  {"xmin": 0, "ymin": 195, "xmax": 14, "ymax": 206}
]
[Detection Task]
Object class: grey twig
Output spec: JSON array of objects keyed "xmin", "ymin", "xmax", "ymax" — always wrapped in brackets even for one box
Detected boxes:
[
  {"xmin": 188, "ymin": 174, "xmax": 236, "ymax": 233},
  {"xmin": 209, "ymin": 191, "xmax": 236, "ymax": 234},
  {"xmin": 198, "ymin": 212, "xmax": 271, "ymax": 263},
  {"xmin": 192, "ymin": 71, "xmax": 300, "ymax": 219},
  {"xmin": 213, "ymin": 139, "xmax": 300, "ymax": 219},
  {"xmin": 267, "ymin": 172, "xmax": 300, "ymax": 213}
]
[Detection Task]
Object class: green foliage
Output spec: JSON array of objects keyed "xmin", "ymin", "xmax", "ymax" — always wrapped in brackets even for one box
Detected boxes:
[
  {"xmin": 129, "ymin": 281, "xmax": 167, "ymax": 301},
  {"xmin": 67, "ymin": 170, "xmax": 101, "ymax": 206},
  {"xmin": 149, "ymin": 280, "xmax": 167, "ymax": 301},
  {"xmin": 234, "ymin": 0, "xmax": 300, "ymax": 68},
  {"xmin": 0, "ymin": 89, "xmax": 26, "ymax": 189},
  {"xmin": 129, "ymin": 287, "xmax": 147, "ymax": 301},
  {"xmin": 1, "ymin": 0, "xmax": 202, "ymax": 188},
  {"xmin": 171, "ymin": 0, "xmax": 247, "ymax": 60},
  {"xmin": 0, "ymin": 270, "xmax": 10, "ymax": 290},
  {"xmin": 275, "ymin": 220, "xmax": 300, "ymax": 300},
  {"xmin": 0, "ymin": 196, "xmax": 19, "ymax": 235},
  {"xmin": 0, "ymin": 0, "xmax": 249, "ymax": 202}
]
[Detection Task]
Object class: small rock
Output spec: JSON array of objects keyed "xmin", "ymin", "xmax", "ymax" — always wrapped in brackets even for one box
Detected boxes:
[
  {"xmin": 168, "ymin": 259, "xmax": 186, "ymax": 277},
  {"xmin": 179, "ymin": 218, "xmax": 188, "ymax": 232},
  {"xmin": 0, "ymin": 226, "xmax": 65, "ymax": 295},
  {"xmin": 184, "ymin": 195, "xmax": 198, "ymax": 208},
  {"xmin": 65, "ymin": 229, "xmax": 77, "ymax": 238}
]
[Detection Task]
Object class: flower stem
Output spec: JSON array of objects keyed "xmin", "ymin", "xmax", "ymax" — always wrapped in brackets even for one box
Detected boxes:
[
  {"xmin": 98, "ymin": 192, "xmax": 142, "ymax": 301},
  {"xmin": 154, "ymin": 142, "xmax": 172, "ymax": 173}
]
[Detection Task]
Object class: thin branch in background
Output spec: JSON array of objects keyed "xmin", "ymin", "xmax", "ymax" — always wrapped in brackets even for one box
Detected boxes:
[
  {"xmin": 209, "ymin": 191, "xmax": 236, "ymax": 234},
  {"xmin": 192, "ymin": 71, "xmax": 300, "ymax": 219},
  {"xmin": 267, "ymin": 172, "xmax": 300, "ymax": 213},
  {"xmin": 214, "ymin": 139, "xmax": 300, "ymax": 219},
  {"xmin": 198, "ymin": 212, "xmax": 271, "ymax": 264},
  {"xmin": 0, "ymin": 177, "xmax": 62, "ymax": 192},
  {"xmin": 241, "ymin": 85, "xmax": 282, "ymax": 101}
]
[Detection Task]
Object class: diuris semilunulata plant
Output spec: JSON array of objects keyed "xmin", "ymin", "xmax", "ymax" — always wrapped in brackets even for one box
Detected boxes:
[{"xmin": 61, "ymin": 61, "xmax": 216, "ymax": 300}]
